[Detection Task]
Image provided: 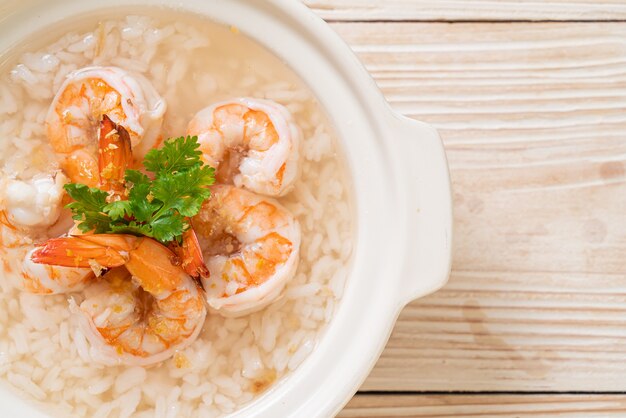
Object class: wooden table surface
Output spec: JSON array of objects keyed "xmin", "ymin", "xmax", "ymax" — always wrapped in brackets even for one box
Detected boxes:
[{"xmin": 300, "ymin": 1, "xmax": 626, "ymax": 416}]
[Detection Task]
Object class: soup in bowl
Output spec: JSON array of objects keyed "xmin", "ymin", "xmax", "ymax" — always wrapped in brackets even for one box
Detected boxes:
[{"xmin": 0, "ymin": 1, "xmax": 451, "ymax": 417}]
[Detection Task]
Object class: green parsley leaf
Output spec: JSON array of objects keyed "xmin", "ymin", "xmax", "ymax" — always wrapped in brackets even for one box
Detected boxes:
[
  {"xmin": 151, "ymin": 165, "xmax": 215, "ymax": 218},
  {"xmin": 64, "ymin": 136, "xmax": 214, "ymax": 244},
  {"xmin": 124, "ymin": 169, "xmax": 151, "ymax": 187},
  {"xmin": 143, "ymin": 136, "xmax": 203, "ymax": 175},
  {"xmin": 72, "ymin": 212, "xmax": 111, "ymax": 234},
  {"xmin": 103, "ymin": 200, "xmax": 132, "ymax": 221},
  {"xmin": 64, "ymin": 183, "xmax": 108, "ymax": 212},
  {"xmin": 150, "ymin": 210, "xmax": 186, "ymax": 243},
  {"xmin": 124, "ymin": 170, "xmax": 158, "ymax": 222},
  {"xmin": 64, "ymin": 184, "xmax": 111, "ymax": 233},
  {"xmin": 110, "ymin": 221, "xmax": 153, "ymax": 237}
]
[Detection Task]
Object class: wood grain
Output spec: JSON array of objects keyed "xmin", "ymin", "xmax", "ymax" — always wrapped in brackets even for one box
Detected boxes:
[
  {"xmin": 328, "ymin": 22, "xmax": 626, "ymax": 391},
  {"xmin": 304, "ymin": 0, "xmax": 626, "ymax": 21},
  {"xmin": 339, "ymin": 395, "xmax": 626, "ymax": 417}
]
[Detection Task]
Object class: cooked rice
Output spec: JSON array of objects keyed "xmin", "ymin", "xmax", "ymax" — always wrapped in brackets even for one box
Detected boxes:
[{"xmin": 0, "ymin": 13, "xmax": 352, "ymax": 417}]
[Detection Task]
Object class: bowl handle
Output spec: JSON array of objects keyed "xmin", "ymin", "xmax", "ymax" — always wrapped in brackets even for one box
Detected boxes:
[{"xmin": 389, "ymin": 112, "xmax": 453, "ymax": 307}]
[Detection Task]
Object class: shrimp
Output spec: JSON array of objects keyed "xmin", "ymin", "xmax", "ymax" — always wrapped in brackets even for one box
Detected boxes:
[
  {"xmin": 3, "ymin": 176, "xmax": 95, "ymax": 293},
  {"xmin": 0, "ymin": 173, "xmax": 70, "ymax": 259},
  {"xmin": 1, "ymin": 172, "xmax": 68, "ymax": 229},
  {"xmin": 57, "ymin": 113, "xmax": 131, "ymax": 191},
  {"xmin": 170, "ymin": 229, "xmax": 210, "ymax": 279},
  {"xmin": 15, "ymin": 115, "xmax": 133, "ymax": 294},
  {"xmin": 186, "ymin": 98, "xmax": 301, "ymax": 197},
  {"xmin": 21, "ymin": 248, "xmax": 93, "ymax": 294},
  {"xmin": 46, "ymin": 65, "xmax": 166, "ymax": 185},
  {"xmin": 192, "ymin": 185, "xmax": 300, "ymax": 316},
  {"xmin": 1, "ymin": 113, "xmax": 130, "ymax": 231},
  {"xmin": 31, "ymin": 234, "xmax": 207, "ymax": 366}
]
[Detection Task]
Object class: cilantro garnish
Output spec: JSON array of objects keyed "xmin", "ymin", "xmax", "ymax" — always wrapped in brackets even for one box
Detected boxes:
[{"xmin": 64, "ymin": 136, "xmax": 215, "ymax": 244}]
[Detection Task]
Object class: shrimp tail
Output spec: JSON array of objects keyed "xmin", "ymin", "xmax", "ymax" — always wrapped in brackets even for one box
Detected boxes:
[
  {"xmin": 98, "ymin": 114, "xmax": 133, "ymax": 195},
  {"xmin": 30, "ymin": 234, "xmax": 136, "ymax": 268},
  {"xmin": 176, "ymin": 229, "xmax": 210, "ymax": 279}
]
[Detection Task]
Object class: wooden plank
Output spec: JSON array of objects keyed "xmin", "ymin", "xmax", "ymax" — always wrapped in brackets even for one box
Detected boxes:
[
  {"xmin": 339, "ymin": 395, "xmax": 626, "ymax": 417},
  {"xmin": 304, "ymin": 0, "xmax": 626, "ymax": 21},
  {"xmin": 328, "ymin": 22, "xmax": 626, "ymax": 391}
]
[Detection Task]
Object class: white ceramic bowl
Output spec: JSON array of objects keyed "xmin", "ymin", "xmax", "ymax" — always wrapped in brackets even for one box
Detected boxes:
[{"xmin": 0, "ymin": 0, "xmax": 453, "ymax": 416}]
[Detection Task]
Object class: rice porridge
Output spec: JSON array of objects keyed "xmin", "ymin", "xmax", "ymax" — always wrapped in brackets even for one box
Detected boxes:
[{"xmin": 0, "ymin": 10, "xmax": 352, "ymax": 418}]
